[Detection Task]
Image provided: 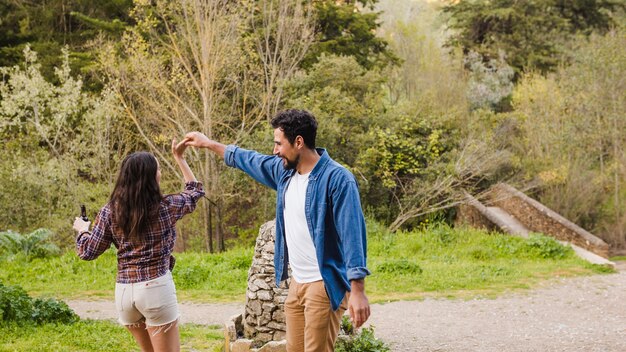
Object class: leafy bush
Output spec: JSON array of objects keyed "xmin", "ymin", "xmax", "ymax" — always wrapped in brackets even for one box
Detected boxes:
[
  {"xmin": 31, "ymin": 298, "xmax": 79, "ymax": 325},
  {"xmin": 336, "ymin": 316, "xmax": 390, "ymax": 352},
  {"xmin": 525, "ymin": 233, "xmax": 572, "ymax": 259},
  {"xmin": 0, "ymin": 282, "xmax": 78, "ymax": 325},
  {"xmin": 0, "ymin": 283, "xmax": 32, "ymax": 323},
  {"xmin": 0, "ymin": 229, "xmax": 60, "ymax": 260}
]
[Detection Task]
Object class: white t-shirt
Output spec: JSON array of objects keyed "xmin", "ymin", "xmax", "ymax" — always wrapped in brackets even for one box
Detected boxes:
[{"xmin": 283, "ymin": 171, "xmax": 322, "ymax": 283}]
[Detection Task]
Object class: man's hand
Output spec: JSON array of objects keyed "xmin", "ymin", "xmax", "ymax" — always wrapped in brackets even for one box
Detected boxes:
[
  {"xmin": 183, "ymin": 131, "xmax": 226, "ymax": 158},
  {"xmin": 73, "ymin": 217, "xmax": 90, "ymax": 234},
  {"xmin": 348, "ymin": 279, "xmax": 370, "ymax": 328},
  {"xmin": 184, "ymin": 131, "xmax": 212, "ymax": 148}
]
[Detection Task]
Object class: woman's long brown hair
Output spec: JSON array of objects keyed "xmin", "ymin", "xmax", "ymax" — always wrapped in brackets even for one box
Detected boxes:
[{"xmin": 110, "ymin": 152, "xmax": 162, "ymax": 242}]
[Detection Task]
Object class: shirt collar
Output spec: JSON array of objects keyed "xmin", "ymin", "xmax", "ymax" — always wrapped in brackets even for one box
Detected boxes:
[{"xmin": 309, "ymin": 148, "xmax": 329, "ymax": 180}]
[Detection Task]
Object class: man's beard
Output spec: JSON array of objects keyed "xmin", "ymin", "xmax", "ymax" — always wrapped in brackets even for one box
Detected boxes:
[{"xmin": 282, "ymin": 155, "xmax": 300, "ymax": 170}]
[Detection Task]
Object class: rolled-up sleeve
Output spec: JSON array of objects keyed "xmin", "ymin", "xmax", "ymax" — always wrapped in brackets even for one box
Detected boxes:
[
  {"xmin": 332, "ymin": 175, "xmax": 371, "ymax": 281},
  {"xmin": 76, "ymin": 205, "xmax": 114, "ymax": 260},
  {"xmin": 167, "ymin": 181, "xmax": 205, "ymax": 221}
]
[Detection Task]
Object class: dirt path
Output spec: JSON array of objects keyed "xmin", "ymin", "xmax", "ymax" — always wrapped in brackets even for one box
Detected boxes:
[{"xmin": 68, "ymin": 270, "xmax": 626, "ymax": 351}]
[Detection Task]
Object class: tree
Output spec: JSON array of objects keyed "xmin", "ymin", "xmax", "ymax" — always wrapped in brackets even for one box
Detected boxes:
[
  {"xmin": 443, "ymin": 0, "xmax": 625, "ymax": 76},
  {"xmin": 301, "ymin": 0, "xmax": 398, "ymax": 70},
  {"xmin": 102, "ymin": 0, "xmax": 314, "ymax": 252},
  {"xmin": 0, "ymin": 46, "xmax": 129, "ymax": 238},
  {"xmin": 0, "ymin": 0, "xmax": 132, "ymax": 90},
  {"xmin": 285, "ymin": 54, "xmax": 386, "ymax": 166}
]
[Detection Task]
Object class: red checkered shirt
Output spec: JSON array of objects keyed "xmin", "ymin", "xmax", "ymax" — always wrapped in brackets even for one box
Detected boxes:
[{"xmin": 76, "ymin": 181, "xmax": 205, "ymax": 283}]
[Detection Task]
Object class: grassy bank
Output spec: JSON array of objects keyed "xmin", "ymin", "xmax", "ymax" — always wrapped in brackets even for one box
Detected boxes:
[
  {"xmin": 366, "ymin": 223, "xmax": 611, "ymax": 301},
  {"xmin": 0, "ymin": 223, "xmax": 611, "ymax": 303}
]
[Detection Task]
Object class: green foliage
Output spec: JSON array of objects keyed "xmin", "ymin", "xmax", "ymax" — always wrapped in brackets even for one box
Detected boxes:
[
  {"xmin": 30, "ymin": 298, "xmax": 79, "ymax": 325},
  {"xmin": 0, "ymin": 229, "xmax": 60, "ymax": 260},
  {"xmin": 286, "ymin": 54, "xmax": 386, "ymax": 166},
  {"xmin": 355, "ymin": 109, "xmax": 461, "ymax": 225},
  {"xmin": 335, "ymin": 316, "xmax": 390, "ymax": 352},
  {"xmin": 358, "ymin": 121, "xmax": 449, "ymax": 189},
  {"xmin": 444, "ymin": 0, "xmax": 624, "ymax": 75},
  {"xmin": 508, "ymin": 29, "xmax": 626, "ymax": 246},
  {"xmin": 174, "ymin": 249, "xmax": 253, "ymax": 298},
  {"xmin": 0, "ymin": 0, "xmax": 132, "ymax": 89},
  {"xmin": 0, "ymin": 283, "xmax": 32, "ymax": 323},
  {"xmin": 584, "ymin": 263, "xmax": 616, "ymax": 274},
  {"xmin": 525, "ymin": 233, "xmax": 572, "ymax": 259},
  {"xmin": 0, "ymin": 46, "xmax": 133, "ymax": 243},
  {"xmin": 0, "ymin": 282, "xmax": 78, "ymax": 325},
  {"xmin": 302, "ymin": 0, "xmax": 398, "ymax": 70}
]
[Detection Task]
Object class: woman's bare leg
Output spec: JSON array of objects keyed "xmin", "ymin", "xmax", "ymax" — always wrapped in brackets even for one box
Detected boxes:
[
  {"xmin": 147, "ymin": 320, "xmax": 180, "ymax": 352},
  {"xmin": 126, "ymin": 322, "xmax": 154, "ymax": 352}
]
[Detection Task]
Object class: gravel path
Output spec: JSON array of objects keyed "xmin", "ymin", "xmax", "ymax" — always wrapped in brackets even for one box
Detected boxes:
[
  {"xmin": 68, "ymin": 269, "xmax": 626, "ymax": 351},
  {"xmin": 366, "ymin": 270, "xmax": 626, "ymax": 352}
]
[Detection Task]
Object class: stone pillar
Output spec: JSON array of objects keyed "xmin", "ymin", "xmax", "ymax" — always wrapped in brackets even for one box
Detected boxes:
[{"xmin": 226, "ymin": 220, "xmax": 289, "ymax": 351}]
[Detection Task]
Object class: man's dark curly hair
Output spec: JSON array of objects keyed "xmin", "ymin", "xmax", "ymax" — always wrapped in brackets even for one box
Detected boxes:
[{"xmin": 270, "ymin": 109, "xmax": 317, "ymax": 149}]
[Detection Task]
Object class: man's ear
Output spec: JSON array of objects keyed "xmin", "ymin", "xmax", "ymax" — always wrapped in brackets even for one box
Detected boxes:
[{"xmin": 295, "ymin": 135, "xmax": 304, "ymax": 149}]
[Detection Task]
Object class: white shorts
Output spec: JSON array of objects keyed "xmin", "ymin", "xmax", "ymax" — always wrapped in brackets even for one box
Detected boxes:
[{"xmin": 115, "ymin": 271, "xmax": 180, "ymax": 327}]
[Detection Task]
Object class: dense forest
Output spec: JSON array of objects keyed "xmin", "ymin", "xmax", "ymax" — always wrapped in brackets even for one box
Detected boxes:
[{"xmin": 0, "ymin": 0, "xmax": 624, "ymax": 252}]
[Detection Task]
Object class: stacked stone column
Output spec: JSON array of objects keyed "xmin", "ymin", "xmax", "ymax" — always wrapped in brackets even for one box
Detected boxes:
[
  {"xmin": 243, "ymin": 220, "xmax": 289, "ymax": 343},
  {"xmin": 222, "ymin": 219, "xmax": 290, "ymax": 352}
]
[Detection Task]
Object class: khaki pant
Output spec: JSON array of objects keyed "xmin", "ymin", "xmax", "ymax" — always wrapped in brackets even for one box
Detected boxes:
[{"xmin": 285, "ymin": 280, "xmax": 348, "ymax": 352}]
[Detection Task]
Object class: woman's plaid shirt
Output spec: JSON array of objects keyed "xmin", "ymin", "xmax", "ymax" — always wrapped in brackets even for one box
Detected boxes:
[{"xmin": 76, "ymin": 181, "xmax": 205, "ymax": 283}]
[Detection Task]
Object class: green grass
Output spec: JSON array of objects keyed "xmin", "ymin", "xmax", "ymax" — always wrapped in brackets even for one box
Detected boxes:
[
  {"xmin": 0, "ymin": 223, "xmax": 612, "ymax": 304},
  {"xmin": 0, "ymin": 246, "xmax": 253, "ymax": 302},
  {"xmin": 365, "ymin": 222, "xmax": 613, "ymax": 301},
  {"xmin": 0, "ymin": 320, "xmax": 223, "ymax": 352}
]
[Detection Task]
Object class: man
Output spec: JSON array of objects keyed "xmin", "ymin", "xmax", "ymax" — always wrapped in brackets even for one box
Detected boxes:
[{"xmin": 184, "ymin": 109, "xmax": 370, "ymax": 352}]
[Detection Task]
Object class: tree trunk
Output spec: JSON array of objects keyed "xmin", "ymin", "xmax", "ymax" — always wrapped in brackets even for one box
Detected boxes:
[
  {"xmin": 216, "ymin": 203, "xmax": 225, "ymax": 252},
  {"xmin": 206, "ymin": 201, "xmax": 214, "ymax": 253}
]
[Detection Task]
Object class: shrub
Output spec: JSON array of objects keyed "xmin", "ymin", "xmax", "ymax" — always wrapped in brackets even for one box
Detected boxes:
[
  {"xmin": 0, "ymin": 229, "xmax": 60, "ymax": 260},
  {"xmin": 0, "ymin": 282, "xmax": 78, "ymax": 325},
  {"xmin": 0, "ymin": 283, "xmax": 32, "ymax": 323},
  {"xmin": 336, "ymin": 316, "xmax": 390, "ymax": 352},
  {"xmin": 31, "ymin": 298, "xmax": 79, "ymax": 325}
]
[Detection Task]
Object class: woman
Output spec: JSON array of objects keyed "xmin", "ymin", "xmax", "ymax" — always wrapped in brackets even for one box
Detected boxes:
[{"xmin": 73, "ymin": 138, "xmax": 204, "ymax": 352}]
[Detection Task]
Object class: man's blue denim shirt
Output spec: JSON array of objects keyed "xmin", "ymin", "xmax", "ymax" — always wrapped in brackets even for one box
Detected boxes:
[{"xmin": 224, "ymin": 145, "xmax": 371, "ymax": 311}]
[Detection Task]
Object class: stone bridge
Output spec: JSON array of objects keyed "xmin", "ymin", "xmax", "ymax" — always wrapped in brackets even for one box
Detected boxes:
[{"xmin": 456, "ymin": 183, "xmax": 613, "ymax": 266}]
